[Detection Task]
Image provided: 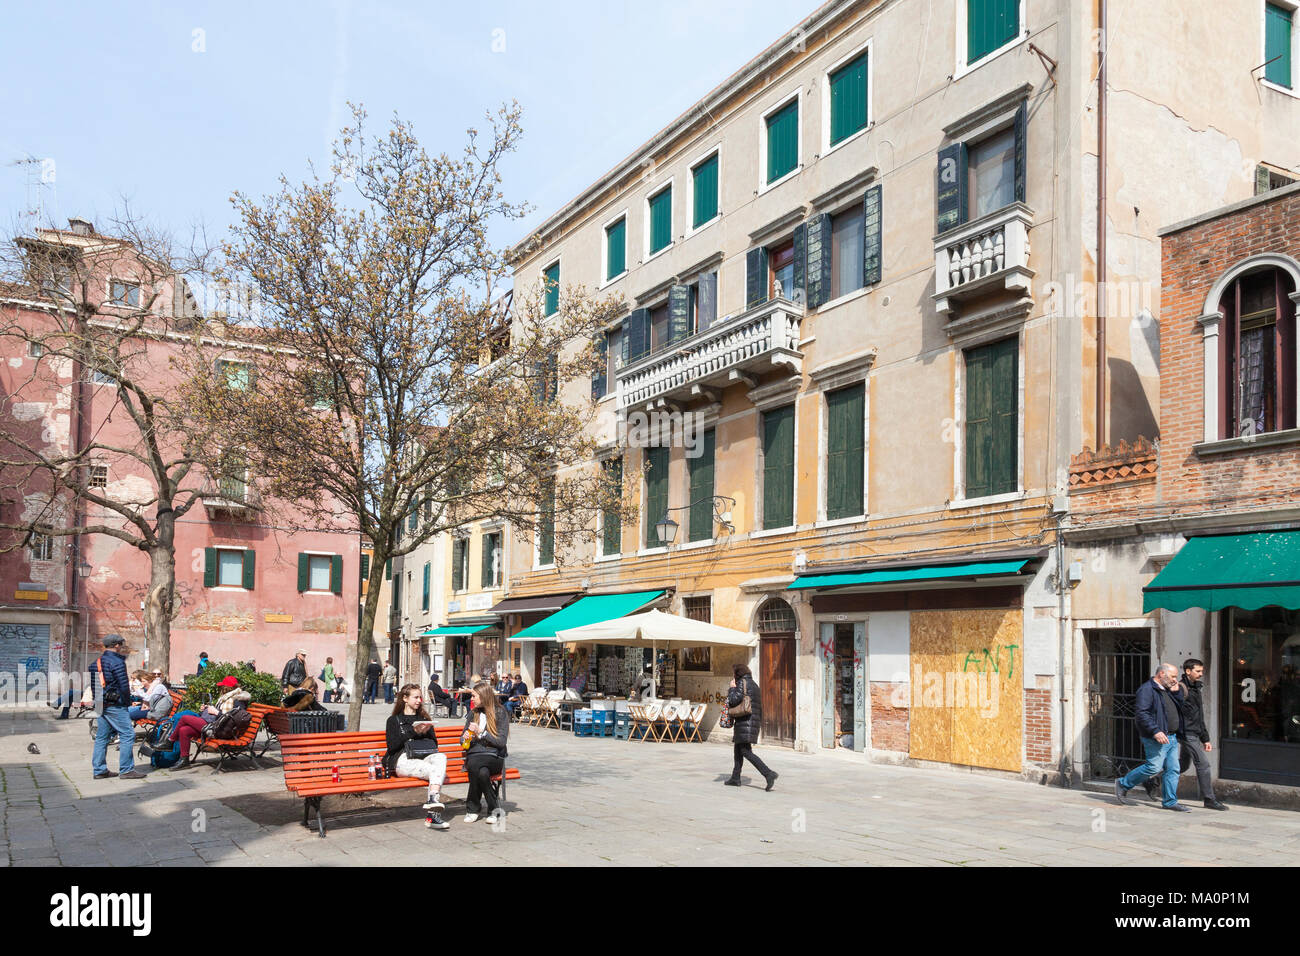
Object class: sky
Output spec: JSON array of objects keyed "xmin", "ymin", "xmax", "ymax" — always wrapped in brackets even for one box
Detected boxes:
[{"xmin": 1, "ymin": 0, "xmax": 813, "ymax": 275}]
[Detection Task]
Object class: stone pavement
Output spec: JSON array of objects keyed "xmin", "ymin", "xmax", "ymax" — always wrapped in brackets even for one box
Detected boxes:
[{"xmin": 2, "ymin": 704, "xmax": 1297, "ymax": 867}]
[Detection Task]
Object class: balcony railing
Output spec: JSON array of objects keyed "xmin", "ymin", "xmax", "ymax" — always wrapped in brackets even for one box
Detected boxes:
[
  {"xmin": 615, "ymin": 297, "xmax": 804, "ymax": 410},
  {"xmin": 200, "ymin": 478, "xmax": 260, "ymax": 514},
  {"xmin": 933, "ymin": 202, "xmax": 1033, "ymax": 317}
]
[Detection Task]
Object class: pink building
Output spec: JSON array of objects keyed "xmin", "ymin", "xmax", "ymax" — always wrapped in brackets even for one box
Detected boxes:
[{"xmin": 0, "ymin": 221, "xmax": 359, "ymax": 688}]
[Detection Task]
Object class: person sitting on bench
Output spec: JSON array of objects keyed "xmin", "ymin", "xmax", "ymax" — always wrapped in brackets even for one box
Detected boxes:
[
  {"xmin": 385, "ymin": 684, "xmax": 450, "ymax": 830},
  {"xmin": 283, "ymin": 676, "xmax": 325, "ymax": 712},
  {"xmin": 461, "ymin": 680, "xmax": 509, "ymax": 824}
]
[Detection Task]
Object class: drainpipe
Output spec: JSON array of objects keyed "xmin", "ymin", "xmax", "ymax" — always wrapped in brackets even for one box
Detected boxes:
[
  {"xmin": 1096, "ymin": 0, "xmax": 1108, "ymax": 450},
  {"xmin": 1056, "ymin": 509, "xmax": 1072, "ymax": 788}
]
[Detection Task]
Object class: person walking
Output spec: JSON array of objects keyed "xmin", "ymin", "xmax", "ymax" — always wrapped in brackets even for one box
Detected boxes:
[
  {"xmin": 280, "ymin": 649, "xmax": 307, "ymax": 692},
  {"xmin": 1115, "ymin": 663, "xmax": 1189, "ymax": 811},
  {"xmin": 461, "ymin": 680, "xmax": 509, "ymax": 823},
  {"xmin": 321, "ymin": 657, "xmax": 337, "ymax": 703},
  {"xmin": 384, "ymin": 684, "xmax": 450, "ymax": 830},
  {"xmin": 1177, "ymin": 658, "xmax": 1228, "ymax": 810},
  {"xmin": 90, "ymin": 636, "xmax": 146, "ymax": 780},
  {"xmin": 382, "ymin": 659, "xmax": 398, "ymax": 704},
  {"xmin": 723, "ymin": 664, "xmax": 777, "ymax": 791},
  {"xmin": 364, "ymin": 657, "xmax": 382, "ymax": 704}
]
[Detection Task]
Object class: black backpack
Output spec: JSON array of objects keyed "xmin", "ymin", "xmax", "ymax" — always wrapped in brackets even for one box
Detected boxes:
[{"xmin": 206, "ymin": 707, "xmax": 252, "ymax": 740}]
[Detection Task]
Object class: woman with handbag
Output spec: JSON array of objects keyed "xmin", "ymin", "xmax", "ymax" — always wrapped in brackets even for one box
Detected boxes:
[
  {"xmin": 384, "ymin": 684, "xmax": 450, "ymax": 830},
  {"xmin": 461, "ymin": 680, "xmax": 508, "ymax": 823},
  {"xmin": 724, "ymin": 664, "xmax": 777, "ymax": 791},
  {"xmin": 144, "ymin": 675, "xmax": 249, "ymax": 769}
]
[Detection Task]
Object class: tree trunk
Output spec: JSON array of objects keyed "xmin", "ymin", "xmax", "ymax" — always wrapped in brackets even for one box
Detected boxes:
[
  {"xmin": 347, "ymin": 550, "xmax": 387, "ymax": 731},
  {"xmin": 145, "ymin": 507, "xmax": 177, "ymax": 679}
]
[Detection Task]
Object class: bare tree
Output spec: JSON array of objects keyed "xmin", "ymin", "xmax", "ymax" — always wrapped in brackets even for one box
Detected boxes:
[
  {"xmin": 216, "ymin": 104, "xmax": 626, "ymax": 729},
  {"xmin": 0, "ymin": 210, "xmax": 223, "ymax": 676}
]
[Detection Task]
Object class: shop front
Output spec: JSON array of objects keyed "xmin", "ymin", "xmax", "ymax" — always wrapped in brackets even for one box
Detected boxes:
[
  {"xmin": 491, "ymin": 592, "xmax": 582, "ymax": 690},
  {"xmin": 1143, "ymin": 530, "xmax": 1300, "ymax": 789}
]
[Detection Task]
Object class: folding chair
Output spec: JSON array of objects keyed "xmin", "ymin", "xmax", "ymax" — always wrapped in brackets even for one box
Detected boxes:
[
  {"xmin": 659, "ymin": 702, "xmax": 681, "ymax": 742},
  {"xmin": 644, "ymin": 703, "xmax": 667, "ymax": 742},
  {"xmin": 682, "ymin": 703, "xmax": 707, "ymax": 742}
]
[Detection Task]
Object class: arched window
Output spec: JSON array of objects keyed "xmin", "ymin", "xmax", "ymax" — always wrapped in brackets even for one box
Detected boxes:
[
  {"xmin": 1217, "ymin": 267, "xmax": 1297, "ymax": 439},
  {"xmin": 756, "ymin": 598, "xmax": 797, "ymax": 634}
]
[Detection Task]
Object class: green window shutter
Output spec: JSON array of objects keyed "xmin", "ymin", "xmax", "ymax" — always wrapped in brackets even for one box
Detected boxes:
[
  {"xmin": 297, "ymin": 553, "xmax": 310, "ymax": 593},
  {"xmin": 692, "ymin": 154, "xmax": 719, "ymax": 228},
  {"xmin": 668, "ymin": 284, "xmax": 692, "ymax": 344},
  {"xmin": 990, "ymin": 337, "xmax": 1019, "ymax": 494},
  {"xmin": 606, "ymin": 218, "xmax": 626, "ymax": 280},
  {"xmin": 452, "ymin": 541, "xmax": 464, "ymax": 591},
  {"xmin": 688, "ymin": 429, "xmax": 716, "ymax": 542},
  {"xmin": 936, "ymin": 143, "xmax": 969, "ymax": 233},
  {"xmin": 242, "ymin": 549, "xmax": 256, "ymax": 590},
  {"xmin": 203, "ymin": 547, "xmax": 217, "ymax": 588},
  {"xmin": 829, "ymin": 52, "xmax": 868, "ymax": 145},
  {"xmin": 543, "ymin": 263, "xmax": 560, "ymax": 316},
  {"xmin": 385, "ymin": 558, "xmax": 392, "ymax": 581},
  {"xmin": 360, "ymin": 553, "xmax": 370, "ymax": 584},
  {"xmin": 622, "ymin": 309, "xmax": 650, "ymax": 364},
  {"xmin": 762, "ymin": 405, "xmax": 795, "ymax": 529},
  {"xmin": 592, "ymin": 334, "xmax": 608, "ymax": 400},
  {"xmin": 805, "ymin": 214, "xmax": 833, "ymax": 308},
  {"xmin": 968, "ymin": 0, "xmax": 1019, "ymax": 64},
  {"xmin": 644, "ymin": 446, "xmax": 670, "ymax": 548},
  {"xmin": 1013, "ymin": 100, "xmax": 1027, "ymax": 203},
  {"xmin": 330, "ymin": 554, "xmax": 343, "ymax": 594},
  {"xmin": 965, "ymin": 345, "xmax": 993, "ymax": 499},
  {"xmin": 1267, "ymin": 3, "xmax": 1293, "ymax": 88},
  {"xmin": 422, "ymin": 562, "xmax": 431, "ymax": 611},
  {"xmin": 965, "ymin": 338, "xmax": 1018, "ymax": 498},
  {"xmin": 863, "ymin": 185, "xmax": 883, "ymax": 286},
  {"xmin": 649, "ymin": 187, "xmax": 673, "ymax": 254},
  {"xmin": 826, "ymin": 385, "xmax": 865, "ymax": 520},
  {"xmin": 792, "ymin": 222, "xmax": 807, "ymax": 305},
  {"xmin": 745, "ymin": 247, "xmax": 769, "ymax": 310},
  {"xmin": 602, "ymin": 458, "xmax": 623, "ymax": 555},
  {"xmin": 480, "ymin": 537, "xmax": 492, "ymax": 589},
  {"xmin": 766, "ymin": 99, "xmax": 799, "ymax": 183},
  {"xmin": 538, "ymin": 482, "xmax": 555, "ymax": 565}
]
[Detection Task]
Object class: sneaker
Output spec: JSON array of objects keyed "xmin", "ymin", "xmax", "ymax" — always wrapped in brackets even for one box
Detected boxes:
[
  {"xmin": 1164, "ymin": 803, "xmax": 1191, "ymax": 812},
  {"xmin": 422, "ymin": 797, "xmax": 446, "ymax": 811},
  {"xmin": 462, "ymin": 813, "xmax": 480, "ymax": 824},
  {"xmin": 93, "ymin": 771, "xmax": 118, "ymax": 779},
  {"xmin": 1203, "ymin": 798, "xmax": 1229, "ymax": 811},
  {"xmin": 120, "ymin": 769, "xmax": 148, "ymax": 779},
  {"xmin": 1114, "ymin": 779, "xmax": 1130, "ymax": 805},
  {"xmin": 483, "ymin": 812, "xmax": 499, "ymax": 824},
  {"xmin": 425, "ymin": 813, "xmax": 450, "ymax": 831},
  {"xmin": 764, "ymin": 771, "xmax": 779, "ymax": 792}
]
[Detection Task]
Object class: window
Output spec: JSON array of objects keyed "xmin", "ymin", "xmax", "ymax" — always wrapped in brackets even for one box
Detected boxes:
[
  {"xmin": 761, "ymin": 405, "xmax": 795, "ymax": 529},
  {"xmin": 27, "ymin": 340, "xmax": 44, "ymax": 359},
  {"xmin": 756, "ymin": 598, "xmax": 796, "ymax": 633},
  {"xmin": 830, "ymin": 205, "xmax": 865, "ymax": 299},
  {"xmin": 422, "ymin": 561, "xmax": 431, "ymax": 611},
  {"xmin": 648, "ymin": 186, "xmax": 673, "ymax": 255},
  {"xmin": 964, "ymin": 337, "xmax": 1019, "ymax": 499},
  {"xmin": 90, "ymin": 365, "xmax": 115, "ymax": 386},
  {"xmin": 826, "ymin": 384, "xmax": 866, "ymax": 519},
  {"xmin": 533, "ymin": 354, "xmax": 558, "ymax": 403},
  {"xmin": 644, "ymin": 445, "xmax": 670, "ymax": 548},
  {"xmin": 967, "ymin": 0, "xmax": 1020, "ymax": 65},
  {"xmin": 297, "ymin": 552, "xmax": 342, "ymax": 593},
  {"xmin": 770, "ymin": 239, "xmax": 795, "ymax": 301},
  {"xmin": 109, "ymin": 280, "xmax": 140, "ymax": 308},
  {"xmin": 309, "ymin": 372, "xmax": 337, "ymax": 409},
  {"xmin": 605, "ymin": 217, "xmax": 627, "ymax": 281},
  {"xmin": 601, "ymin": 457, "xmax": 622, "ymax": 556},
  {"xmin": 688, "ymin": 428, "xmax": 715, "ymax": 542},
  {"xmin": 968, "ymin": 127, "xmax": 1016, "ymax": 219},
  {"xmin": 604, "ymin": 326, "xmax": 624, "ymax": 393},
  {"xmin": 218, "ymin": 452, "xmax": 247, "ymax": 502},
  {"xmin": 1218, "ymin": 268, "xmax": 1297, "ymax": 438},
  {"xmin": 89, "ymin": 464, "xmax": 108, "ymax": 489},
  {"xmin": 1266, "ymin": 2, "xmax": 1293, "ymax": 88},
  {"xmin": 204, "ymin": 547, "xmax": 255, "ymax": 589},
  {"xmin": 537, "ymin": 482, "xmax": 555, "ymax": 566},
  {"xmin": 683, "ymin": 596, "xmax": 712, "ymax": 623},
  {"xmin": 543, "ymin": 262, "xmax": 560, "ymax": 316},
  {"xmin": 452, "ymin": 538, "xmax": 468, "ymax": 591},
  {"xmin": 592, "ymin": 333, "xmax": 609, "ymax": 400},
  {"xmin": 215, "ymin": 359, "xmax": 252, "ymax": 391},
  {"xmin": 649, "ymin": 301, "xmax": 671, "ymax": 353},
  {"xmin": 689, "ymin": 271, "xmax": 719, "ymax": 332},
  {"xmin": 765, "ymin": 98, "xmax": 800, "ymax": 185},
  {"xmin": 481, "ymin": 532, "xmax": 502, "ymax": 588},
  {"xmin": 692, "ymin": 153, "xmax": 719, "ymax": 228},
  {"xmin": 30, "ymin": 529, "xmax": 54, "ymax": 561},
  {"xmin": 829, "ymin": 51, "xmax": 869, "ymax": 146}
]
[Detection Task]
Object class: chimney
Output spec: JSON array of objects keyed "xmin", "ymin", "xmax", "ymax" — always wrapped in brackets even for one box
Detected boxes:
[{"xmin": 67, "ymin": 218, "xmax": 94, "ymax": 236}]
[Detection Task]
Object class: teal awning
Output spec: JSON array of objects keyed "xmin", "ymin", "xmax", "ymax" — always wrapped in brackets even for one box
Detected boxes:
[
  {"xmin": 1143, "ymin": 531, "xmax": 1300, "ymax": 613},
  {"xmin": 508, "ymin": 590, "xmax": 666, "ymax": 642},
  {"xmin": 787, "ymin": 559, "xmax": 1030, "ymax": 591},
  {"xmin": 423, "ymin": 625, "xmax": 490, "ymax": 637}
]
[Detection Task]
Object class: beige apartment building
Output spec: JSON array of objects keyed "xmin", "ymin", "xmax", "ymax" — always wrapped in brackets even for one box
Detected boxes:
[{"xmin": 472, "ymin": 0, "xmax": 1300, "ymax": 781}]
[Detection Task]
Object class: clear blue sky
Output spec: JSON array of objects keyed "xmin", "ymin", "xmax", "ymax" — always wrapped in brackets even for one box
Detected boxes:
[{"xmin": 1, "ymin": 1, "xmax": 813, "ymax": 265}]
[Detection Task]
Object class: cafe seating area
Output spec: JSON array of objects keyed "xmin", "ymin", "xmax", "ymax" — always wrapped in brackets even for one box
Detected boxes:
[{"xmin": 513, "ymin": 688, "xmax": 708, "ymax": 742}]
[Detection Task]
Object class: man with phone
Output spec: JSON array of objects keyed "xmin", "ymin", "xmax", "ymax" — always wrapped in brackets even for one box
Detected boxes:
[{"xmin": 90, "ymin": 636, "xmax": 146, "ymax": 780}]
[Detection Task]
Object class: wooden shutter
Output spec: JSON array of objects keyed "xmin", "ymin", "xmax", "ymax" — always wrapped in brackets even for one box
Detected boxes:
[
  {"xmin": 965, "ymin": 338, "xmax": 1018, "ymax": 498},
  {"xmin": 826, "ymin": 384, "xmax": 865, "ymax": 519},
  {"xmin": 242, "ymin": 549, "xmax": 256, "ymax": 590},
  {"xmin": 1266, "ymin": 3, "xmax": 1293, "ymax": 87},
  {"xmin": 297, "ymin": 553, "xmax": 310, "ymax": 593},
  {"xmin": 330, "ymin": 554, "xmax": 343, "ymax": 594},
  {"xmin": 592, "ymin": 335, "xmax": 607, "ymax": 399},
  {"xmin": 203, "ymin": 547, "xmax": 217, "ymax": 588},
  {"xmin": 829, "ymin": 52, "xmax": 868, "ymax": 145},
  {"xmin": 480, "ymin": 538, "xmax": 491, "ymax": 589},
  {"xmin": 360, "ymin": 553, "xmax": 370, "ymax": 583},
  {"xmin": 423, "ymin": 561, "xmax": 431, "ymax": 610},
  {"xmin": 452, "ymin": 541, "xmax": 464, "ymax": 591},
  {"xmin": 385, "ymin": 558, "xmax": 392, "ymax": 581},
  {"xmin": 538, "ymin": 481, "xmax": 555, "ymax": 565},
  {"xmin": 692, "ymin": 154, "xmax": 719, "ymax": 227},
  {"xmin": 968, "ymin": 0, "xmax": 1019, "ymax": 64},
  {"xmin": 1256, "ymin": 165, "xmax": 1274, "ymax": 195},
  {"xmin": 644, "ymin": 446, "xmax": 670, "ymax": 548},
  {"xmin": 1013, "ymin": 101, "xmax": 1027, "ymax": 204},
  {"xmin": 602, "ymin": 458, "xmax": 623, "ymax": 555},
  {"xmin": 766, "ymin": 100, "xmax": 799, "ymax": 182},
  {"xmin": 696, "ymin": 272, "xmax": 718, "ymax": 331},
  {"xmin": 805, "ymin": 214, "xmax": 833, "ymax": 308},
  {"xmin": 649, "ymin": 187, "xmax": 673, "ymax": 253},
  {"xmin": 863, "ymin": 185, "xmax": 882, "ymax": 286},
  {"xmin": 622, "ymin": 308, "xmax": 649, "ymax": 364},
  {"xmin": 762, "ymin": 405, "xmax": 795, "ymax": 529},
  {"xmin": 990, "ymin": 337, "xmax": 1018, "ymax": 494},
  {"xmin": 746, "ymin": 247, "xmax": 769, "ymax": 310},
  {"xmin": 606, "ymin": 218, "xmax": 626, "ymax": 279},
  {"xmin": 544, "ymin": 263, "xmax": 560, "ymax": 315},
  {"xmin": 936, "ymin": 143, "xmax": 968, "ymax": 233},
  {"xmin": 792, "ymin": 222, "xmax": 808, "ymax": 306},
  {"xmin": 668, "ymin": 284, "xmax": 692, "ymax": 343},
  {"xmin": 688, "ymin": 429, "xmax": 716, "ymax": 541}
]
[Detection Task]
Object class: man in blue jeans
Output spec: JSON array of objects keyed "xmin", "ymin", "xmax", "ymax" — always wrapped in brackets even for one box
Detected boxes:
[
  {"xmin": 90, "ymin": 636, "xmax": 146, "ymax": 780},
  {"xmin": 1115, "ymin": 663, "xmax": 1188, "ymax": 811}
]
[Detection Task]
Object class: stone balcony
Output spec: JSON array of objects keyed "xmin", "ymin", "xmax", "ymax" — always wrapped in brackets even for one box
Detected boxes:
[
  {"xmin": 615, "ymin": 297, "xmax": 804, "ymax": 411},
  {"xmin": 200, "ymin": 478, "xmax": 261, "ymax": 517},
  {"xmin": 933, "ymin": 202, "xmax": 1034, "ymax": 318}
]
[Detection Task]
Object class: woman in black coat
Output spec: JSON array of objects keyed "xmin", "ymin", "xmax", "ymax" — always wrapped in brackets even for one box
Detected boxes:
[{"xmin": 724, "ymin": 664, "xmax": 777, "ymax": 791}]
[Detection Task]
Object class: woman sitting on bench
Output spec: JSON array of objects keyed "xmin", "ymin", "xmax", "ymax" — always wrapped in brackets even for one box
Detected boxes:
[
  {"xmin": 384, "ymin": 684, "xmax": 450, "ymax": 830},
  {"xmin": 461, "ymin": 680, "xmax": 508, "ymax": 824}
]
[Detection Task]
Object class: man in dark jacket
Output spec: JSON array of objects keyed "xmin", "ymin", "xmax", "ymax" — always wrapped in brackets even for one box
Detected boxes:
[
  {"xmin": 90, "ymin": 636, "xmax": 146, "ymax": 779},
  {"xmin": 1178, "ymin": 658, "xmax": 1228, "ymax": 810},
  {"xmin": 1116, "ymin": 664, "xmax": 1188, "ymax": 811},
  {"xmin": 364, "ymin": 658, "xmax": 382, "ymax": 704},
  {"xmin": 280, "ymin": 649, "xmax": 307, "ymax": 691},
  {"xmin": 724, "ymin": 664, "xmax": 777, "ymax": 792},
  {"xmin": 428, "ymin": 674, "xmax": 457, "ymax": 717}
]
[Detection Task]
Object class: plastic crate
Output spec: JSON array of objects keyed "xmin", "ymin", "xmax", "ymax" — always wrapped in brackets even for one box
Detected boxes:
[
  {"xmin": 613, "ymin": 711, "xmax": 632, "ymax": 740},
  {"xmin": 573, "ymin": 708, "xmax": 594, "ymax": 737}
]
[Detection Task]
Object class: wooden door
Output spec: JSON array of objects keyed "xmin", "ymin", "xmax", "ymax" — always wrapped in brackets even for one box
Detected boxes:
[{"xmin": 760, "ymin": 636, "xmax": 795, "ymax": 746}]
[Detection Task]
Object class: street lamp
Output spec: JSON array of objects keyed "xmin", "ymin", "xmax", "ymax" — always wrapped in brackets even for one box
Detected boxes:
[{"xmin": 655, "ymin": 514, "xmax": 679, "ymax": 547}]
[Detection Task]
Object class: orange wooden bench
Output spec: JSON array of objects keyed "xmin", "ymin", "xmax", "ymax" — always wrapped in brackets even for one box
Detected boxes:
[
  {"xmin": 195, "ymin": 702, "xmax": 286, "ymax": 770},
  {"xmin": 279, "ymin": 726, "xmax": 520, "ymax": 837}
]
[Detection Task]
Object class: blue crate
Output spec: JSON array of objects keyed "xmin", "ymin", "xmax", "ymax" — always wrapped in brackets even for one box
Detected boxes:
[
  {"xmin": 573, "ymin": 708, "xmax": 594, "ymax": 738},
  {"xmin": 613, "ymin": 711, "xmax": 633, "ymax": 740}
]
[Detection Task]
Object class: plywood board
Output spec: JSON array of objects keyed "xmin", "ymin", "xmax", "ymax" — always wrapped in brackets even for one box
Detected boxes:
[
  {"xmin": 950, "ymin": 608, "xmax": 1023, "ymax": 772},
  {"xmin": 908, "ymin": 611, "xmax": 952, "ymax": 764}
]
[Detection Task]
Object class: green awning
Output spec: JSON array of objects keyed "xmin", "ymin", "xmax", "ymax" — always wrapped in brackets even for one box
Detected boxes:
[
  {"xmin": 508, "ymin": 590, "xmax": 665, "ymax": 642},
  {"xmin": 423, "ymin": 625, "xmax": 491, "ymax": 637},
  {"xmin": 787, "ymin": 559, "xmax": 1030, "ymax": 591},
  {"xmin": 1143, "ymin": 531, "xmax": 1300, "ymax": 613}
]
